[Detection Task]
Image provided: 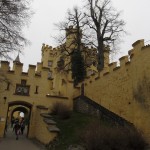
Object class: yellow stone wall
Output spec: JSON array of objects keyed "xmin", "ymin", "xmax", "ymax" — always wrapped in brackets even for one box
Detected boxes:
[
  {"xmin": 84, "ymin": 39, "xmax": 150, "ymax": 141},
  {"xmin": 34, "ymin": 107, "xmax": 57, "ymax": 144}
]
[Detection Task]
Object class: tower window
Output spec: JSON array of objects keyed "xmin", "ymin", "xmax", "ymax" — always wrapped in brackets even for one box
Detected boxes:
[
  {"xmin": 48, "ymin": 71, "xmax": 52, "ymax": 79},
  {"xmin": 48, "ymin": 61, "xmax": 53, "ymax": 67},
  {"xmin": 35, "ymin": 86, "xmax": 39, "ymax": 94},
  {"xmin": 6, "ymin": 82, "xmax": 10, "ymax": 90}
]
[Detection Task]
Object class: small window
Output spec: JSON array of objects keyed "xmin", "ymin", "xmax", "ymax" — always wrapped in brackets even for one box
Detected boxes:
[
  {"xmin": 48, "ymin": 71, "xmax": 52, "ymax": 78},
  {"xmin": 48, "ymin": 61, "xmax": 53, "ymax": 67},
  {"xmin": 50, "ymin": 82, "xmax": 53, "ymax": 90},
  {"xmin": 35, "ymin": 86, "xmax": 39, "ymax": 94},
  {"xmin": 6, "ymin": 82, "xmax": 10, "ymax": 90}
]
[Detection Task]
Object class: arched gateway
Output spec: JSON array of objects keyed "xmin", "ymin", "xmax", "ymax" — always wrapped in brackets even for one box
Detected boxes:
[
  {"xmin": 7, "ymin": 101, "xmax": 32, "ymax": 137},
  {"xmin": 1, "ymin": 100, "xmax": 33, "ymax": 138}
]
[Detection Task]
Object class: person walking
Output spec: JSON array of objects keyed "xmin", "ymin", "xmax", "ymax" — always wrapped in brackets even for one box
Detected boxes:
[{"xmin": 13, "ymin": 121, "xmax": 20, "ymax": 140}]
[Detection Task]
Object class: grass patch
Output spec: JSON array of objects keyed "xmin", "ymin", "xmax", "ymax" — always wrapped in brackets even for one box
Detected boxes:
[{"xmin": 48, "ymin": 112, "xmax": 106, "ymax": 150}]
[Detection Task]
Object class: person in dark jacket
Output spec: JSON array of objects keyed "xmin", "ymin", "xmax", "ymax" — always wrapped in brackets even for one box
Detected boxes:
[{"xmin": 13, "ymin": 121, "xmax": 20, "ymax": 140}]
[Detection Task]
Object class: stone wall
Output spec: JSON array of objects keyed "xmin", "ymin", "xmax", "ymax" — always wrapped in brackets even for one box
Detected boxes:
[{"xmin": 74, "ymin": 96, "xmax": 132, "ymax": 127}]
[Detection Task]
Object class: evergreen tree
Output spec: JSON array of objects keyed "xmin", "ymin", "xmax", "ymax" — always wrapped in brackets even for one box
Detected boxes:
[{"xmin": 71, "ymin": 50, "xmax": 86, "ymax": 87}]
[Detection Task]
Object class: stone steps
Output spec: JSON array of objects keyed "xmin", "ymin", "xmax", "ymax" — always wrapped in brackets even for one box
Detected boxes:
[
  {"xmin": 43, "ymin": 118, "xmax": 56, "ymax": 125},
  {"xmin": 40, "ymin": 113, "xmax": 52, "ymax": 119},
  {"xmin": 40, "ymin": 113, "xmax": 60, "ymax": 133},
  {"xmin": 47, "ymin": 126, "xmax": 60, "ymax": 133}
]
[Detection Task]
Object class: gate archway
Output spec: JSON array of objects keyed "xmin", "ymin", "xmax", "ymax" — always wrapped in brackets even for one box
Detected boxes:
[{"xmin": 6, "ymin": 101, "xmax": 33, "ymax": 137}]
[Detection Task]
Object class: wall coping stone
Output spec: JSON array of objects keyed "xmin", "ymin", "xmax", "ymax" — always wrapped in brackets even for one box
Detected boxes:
[
  {"xmin": 43, "ymin": 118, "xmax": 56, "ymax": 125},
  {"xmin": 46, "ymin": 95, "xmax": 68, "ymax": 99},
  {"xmin": 40, "ymin": 113, "xmax": 52, "ymax": 118},
  {"xmin": 47, "ymin": 126, "xmax": 60, "ymax": 133},
  {"xmin": 37, "ymin": 105, "xmax": 48, "ymax": 110}
]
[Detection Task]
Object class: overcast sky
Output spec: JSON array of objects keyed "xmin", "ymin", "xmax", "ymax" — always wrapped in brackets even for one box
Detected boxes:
[{"xmin": 12, "ymin": 0, "xmax": 150, "ymax": 71}]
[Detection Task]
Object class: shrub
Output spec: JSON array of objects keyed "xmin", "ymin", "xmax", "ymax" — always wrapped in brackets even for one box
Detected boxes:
[
  {"xmin": 50, "ymin": 102, "xmax": 61, "ymax": 115},
  {"xmin": 50, "ymin": 102, "xmax": 71, "ymax": 119},
  {"xmin": 82, "ymin": 121, "xmax": 148, "ymax": 150}
]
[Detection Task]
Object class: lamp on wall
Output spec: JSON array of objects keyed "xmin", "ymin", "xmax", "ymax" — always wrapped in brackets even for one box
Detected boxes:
[{"xmin": 3, "ymin": 97, "xmax": 7, "ymax": 104}]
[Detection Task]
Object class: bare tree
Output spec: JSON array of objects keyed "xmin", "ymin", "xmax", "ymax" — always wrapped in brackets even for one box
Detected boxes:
[
  {"xmin": 54, "ymin": 7, "xmax": 85, "ymax": 55},
  {"xmin": 85, "ymin": 0, "xmax": 125, "ymax": 71},
  {"xmin": 54, "ymin": 0, "xmax": 125, "ymax": 74},
  {"xmin": 54, "ymin": 7, "xmax": 87, "ymax": 86},
  {"xmin": 54, "ymin": 0, "xmax": 125, "ymax": 85},
  {"xmin": 0, "ymin": 0, "xmax": 32, "ymax": 59}
]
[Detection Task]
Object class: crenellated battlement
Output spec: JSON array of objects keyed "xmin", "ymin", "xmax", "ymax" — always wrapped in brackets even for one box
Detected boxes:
[
  {"xmin": 42, "ymin": 43, "xmax": 61, "ymax": 53},
  {"xmin": 42, "ymin": 43, "xmax": 53, "ymax": 51},
  {"xmin": 0, "ymin": 61, "xmax": 50, "ymax": 79},
  {"xmin": 119, "ymin": 55, "xmax": 129, "ymax": 66},
  {"xmin": 108, "ymin": 62, "xmax": 117, "ymax": 71},
  {"xmin": 1, "ymin": 38, "xmax": 149, "ymax": 97},
  {"xmin": 83, "ymin": 39, "xmax": 150, "ymax": 86},
  {"xmin": 1, "ymin": 39, "xmax": 149, "ymax": 87},
  {"xmin": 0, "ymin": 61, "xmax": 10, "ymax": 71},
  {"xmin": 141, "ymin": 44, "xmax": 150, "ymax": 50},
  {"xmin": 132, "ymin": 39, "xmax": 144, "ymax": 49}
]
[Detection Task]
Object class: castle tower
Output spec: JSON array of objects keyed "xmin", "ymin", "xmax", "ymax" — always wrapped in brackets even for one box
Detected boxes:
[
  {"xmin": 41, "ymin": 44, "xmax": 50, "ymax": 68},
  {"xmin": 65, "ymin": 26, "xmax": 82, "ymax": 51}
]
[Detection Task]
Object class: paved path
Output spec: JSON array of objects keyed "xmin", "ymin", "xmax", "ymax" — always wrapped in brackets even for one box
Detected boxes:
[{"xmin": 0, "ymin": 125, "xmax": 46, "ymax": 150}]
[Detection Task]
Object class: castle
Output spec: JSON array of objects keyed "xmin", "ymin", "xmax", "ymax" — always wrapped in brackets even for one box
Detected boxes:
[{"xmin": 0, "ymin": 26, "xmax": 150, "ymax": 144}]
